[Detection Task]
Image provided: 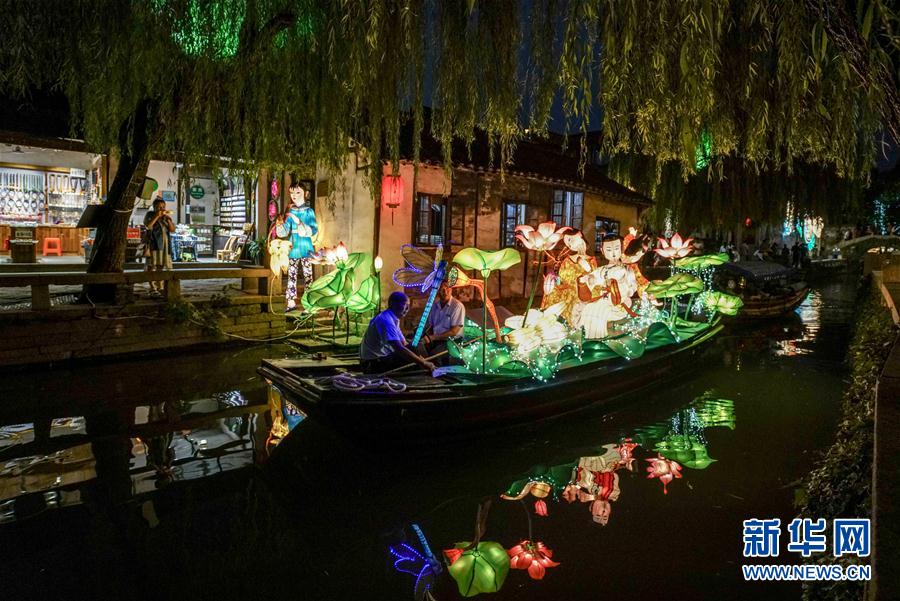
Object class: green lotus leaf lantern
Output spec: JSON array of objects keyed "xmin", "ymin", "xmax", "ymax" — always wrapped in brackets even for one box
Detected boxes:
[
  {"xmin": 656, "ymin": 436, "xmax": 717, "ymax": 469},
  {"xmin": 344, "ymin": 274, "xmax": 379, "ymax": 314},
  {"xmin": 674, "ymin": 252, "xmax": 730, "ymax": 270},
  {"xmin": 452, "ymin": 247, "xmax": 521, "ymax": 277},
  {"xmin": 693, "ymin": 397, "xmax": 736, "ymax": 429},
  {"xmin": 301, "ymin": 269, "xmax": 350, "ymax": 310},
  {"xmin": 445, "ymin": 541, "xmax": 510, "ymax": 597},
  {"xmin": 452, "ymin": 247, "xmax": 521, "ymax": 372},
  {"xmin": 704, "ymin": 291, "xmax": 744, "ymax": 316},
  {"xmin": 646, "ymin": 273, "xmax": 705, "ymax": 298}
]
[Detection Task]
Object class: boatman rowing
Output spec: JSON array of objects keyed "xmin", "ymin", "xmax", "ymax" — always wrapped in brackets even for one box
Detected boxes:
[{"xmin": 360, "ymin": 291, "xmax": 437, "ymax": 375}]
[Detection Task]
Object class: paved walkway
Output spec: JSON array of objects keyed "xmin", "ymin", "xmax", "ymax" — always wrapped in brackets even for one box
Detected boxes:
[
  {"xmin": 874, "ymin": 334, "xmax": 900, "ymax": 601},
  {"xmin": 0, "ymin": 258, "xmax": 267, "ymax": 310},
  {"xmin": 0, "ymin": 277, "xmax": 277, "ymax": 311}
]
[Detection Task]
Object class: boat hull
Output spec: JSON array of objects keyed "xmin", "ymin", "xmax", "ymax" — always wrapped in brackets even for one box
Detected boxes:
[
  {"xmin": 737, "ymin": 285, "xmax": 809, "ymax": 319},
  {"xmin": 258, "ymin": 324, "xmax": 724, "ymax": 438}
]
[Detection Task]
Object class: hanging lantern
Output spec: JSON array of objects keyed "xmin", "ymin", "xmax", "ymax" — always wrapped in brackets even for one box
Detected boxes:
[
  {"xmin": 270, "ymin": 178, "xmax": 279, "ymax": 199},
  {"xmin": 382, "ymin": 175, "xmax": 403, "ymax": 209}
]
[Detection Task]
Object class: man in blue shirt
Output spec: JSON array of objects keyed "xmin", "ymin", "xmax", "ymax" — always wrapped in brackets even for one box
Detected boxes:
[{"xmin": 360, "ymin": 292, "xmax": 436, "ymax": 374}]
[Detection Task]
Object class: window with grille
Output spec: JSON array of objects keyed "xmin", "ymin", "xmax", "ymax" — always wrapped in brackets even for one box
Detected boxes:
[
  {"xmin": 501, "ymin": 202, "xmax": 527, "ymax": 247},
  {"xmin": 415, "ymin": 195, "xmax": 448, "ymax": 246},
  {"xmin": 551, "ymin": 190, "xmax": 583, "ymax": 230},
  {"xmin": 594, "ymin": 216, "xmax": 621, "ymax": 252}
]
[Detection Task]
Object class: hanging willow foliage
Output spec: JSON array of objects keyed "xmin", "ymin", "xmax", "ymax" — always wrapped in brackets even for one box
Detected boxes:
[
  {"xmin": 0, "ymin": 0, "xmax": 897, "ymax": 217},
  {"xmin": 610, "ymin": 153, "xmax": 866, "ymax": 230}
]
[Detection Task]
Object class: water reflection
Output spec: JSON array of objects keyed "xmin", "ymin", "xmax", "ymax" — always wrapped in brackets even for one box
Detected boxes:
[
  {"xmin": 265, "ymin": 385, "xmax": 307, "ymax": 453},
  {"xmin": 385, "ymin": 394, "xmax": 736, "ymax": 598},
  {"xmin": 0, "ymin": 282, "xmax": 857, "ymax": 601},
  {"xmin": 0, "ymin": 391, "xmax": 267, "ymax": 523}
]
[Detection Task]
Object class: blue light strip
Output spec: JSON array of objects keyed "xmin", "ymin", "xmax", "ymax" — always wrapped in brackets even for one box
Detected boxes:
[
  {"xmin": 412, "ymin": 523, "xmax": 434, "ymax": 560},
  {"xmin": 411, "ymin": 261, "xmax": 447, "ymax": 348}
]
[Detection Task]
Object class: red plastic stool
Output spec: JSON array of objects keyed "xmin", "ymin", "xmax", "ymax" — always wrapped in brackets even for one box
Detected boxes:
[{"xmin": 42, "ymin": 237, "xmax": 63, "ymax": 256}]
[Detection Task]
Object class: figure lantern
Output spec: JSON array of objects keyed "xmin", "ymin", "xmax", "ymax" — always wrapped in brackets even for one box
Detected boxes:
[{"xmin": 382, "ymin": 174, "xmax": 403, "ymax": 224}]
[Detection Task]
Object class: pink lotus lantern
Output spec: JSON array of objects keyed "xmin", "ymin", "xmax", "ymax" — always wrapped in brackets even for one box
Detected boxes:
[
  {"xmin": 653, "ymin": 233, "xmax": 694, "ymax": 260},
  {"xmin": 508, "ymin": 540, "xmax": 560, "ymax": 580},
  {"xmin": 645, "ymin": 453, "xmax": 683, "ymax": 494},
  {"xmin": 515, "ymin": 222, "xmax": 572, "ymax": 252}
]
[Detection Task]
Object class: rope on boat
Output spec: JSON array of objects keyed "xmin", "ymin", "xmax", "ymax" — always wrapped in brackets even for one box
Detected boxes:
[{"xmin": 322, "ymin": 374, "xmax": 408, "ymax": 393}]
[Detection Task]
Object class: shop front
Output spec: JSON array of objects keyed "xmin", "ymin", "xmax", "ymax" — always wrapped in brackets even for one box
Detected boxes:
[
  {"xmin": 133, "ymin": 162, "xmax": 257, "ymax": 263},
  {"xmin": 0, "ymin": 143, "xmax": 102, "ymax": 264}
]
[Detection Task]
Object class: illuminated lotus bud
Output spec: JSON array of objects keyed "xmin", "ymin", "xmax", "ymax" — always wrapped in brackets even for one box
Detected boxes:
[{"xmin": 543, "ymin": 271, "xmax": 557, "ymax": 295}]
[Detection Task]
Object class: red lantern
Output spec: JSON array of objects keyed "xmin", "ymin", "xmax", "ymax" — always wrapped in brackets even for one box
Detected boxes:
[{"xmin": 381, "ymin": 175, "xmax": 403, "ymax": 209}]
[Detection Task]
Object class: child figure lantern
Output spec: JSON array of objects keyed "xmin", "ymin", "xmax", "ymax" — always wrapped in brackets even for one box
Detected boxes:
[
  {"xmin": 577, "ymin": 234, "xmax": 639, "ymax": 339},
  {"xmin": 276, "ymin": 185, "xmax": 319, "ymax": 311}
]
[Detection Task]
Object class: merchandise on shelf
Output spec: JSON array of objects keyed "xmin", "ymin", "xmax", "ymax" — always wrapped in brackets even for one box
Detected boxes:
[
  {"xmin": 192, "ymin": 224, "xmax": 214, "ymax": 257},
  {"xmin": 0, "ymin": 167, "xmax": 96, "ymax": 225}
]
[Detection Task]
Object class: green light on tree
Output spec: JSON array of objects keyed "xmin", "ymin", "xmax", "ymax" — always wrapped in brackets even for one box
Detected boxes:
[
  {"xmin": 159, "ymin": 0, "xmax": 246, "ymax": 58},
  {"xmin": 694, "ymin": 130, "xmax": 712, "ymax": 170}
]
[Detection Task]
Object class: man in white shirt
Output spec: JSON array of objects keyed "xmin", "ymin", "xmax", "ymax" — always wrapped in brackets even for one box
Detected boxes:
[
  {"xmin": 360, "ymin": 291, "xmax": 436, "ymax": 374},
  {"xmin": 420, "ymin": 282, "xmax": 465, "ymax": 362}
]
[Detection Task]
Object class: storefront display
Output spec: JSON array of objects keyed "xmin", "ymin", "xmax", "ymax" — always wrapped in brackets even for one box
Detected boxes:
[
  {"xmin": 0, "ymin": 154, "xmax": 101, "ymax": 258},
  {"xmin": 171, "ymin": 224, "xmax": 199, "ymax": 262},
  {"xmin": 0, "ymin": 167, "xmax": 96, "ymax": 225},
  {"xmin": 219, "ymin": 176, "xmax": 247, "ymax": 229},
  {"xmin": 192, "ymin": 224, "xmax": 214, "ymax": 257}
]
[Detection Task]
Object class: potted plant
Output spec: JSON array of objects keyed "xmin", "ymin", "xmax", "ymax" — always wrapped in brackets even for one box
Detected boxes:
[{"xmin": 242, "ymin": 236, "xmax": 267, "ymax": 265}]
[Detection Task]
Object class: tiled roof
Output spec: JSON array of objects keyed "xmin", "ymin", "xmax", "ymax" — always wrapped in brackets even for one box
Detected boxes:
[{"xmin": 397, "ymin": 114, "xmax": 651, "ymax": 207}]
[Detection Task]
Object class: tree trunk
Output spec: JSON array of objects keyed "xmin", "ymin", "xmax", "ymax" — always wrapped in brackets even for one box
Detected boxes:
[{"xmin": 82, "ymin": 99, "xmax": 156, "ymax": 303}]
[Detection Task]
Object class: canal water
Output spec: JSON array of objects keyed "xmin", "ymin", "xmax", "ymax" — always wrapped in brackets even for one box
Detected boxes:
[{"xmin": 0, "ymin": 278, "xmax": 857, "ymax": 601}]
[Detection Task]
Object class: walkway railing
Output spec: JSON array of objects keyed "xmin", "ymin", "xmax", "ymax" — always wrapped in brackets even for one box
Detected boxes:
[{"xmin": 0, "ymin": 267, "xmax": 271, "ymax": 310}]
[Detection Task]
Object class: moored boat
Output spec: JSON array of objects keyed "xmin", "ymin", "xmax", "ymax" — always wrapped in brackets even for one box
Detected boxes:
[
  {"xmin": 260, "ymin": 229, "xmax": 740, "ymax": 440},
  {"xmin": 718, "ymin": 261, "xmax": 809, "ymax": 319},
  {"xmin": 258, "ymin": 321, "xmax": 724, "ymax": 438}
]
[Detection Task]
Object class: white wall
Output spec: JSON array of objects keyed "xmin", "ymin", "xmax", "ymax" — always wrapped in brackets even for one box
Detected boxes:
[
  {"xmin": 315, "ymin": 152, "xmax": 376, "ymax": 258},
  {"xmin": 133, "ymin": 160, "xmax": 180, "ymax": 226}
]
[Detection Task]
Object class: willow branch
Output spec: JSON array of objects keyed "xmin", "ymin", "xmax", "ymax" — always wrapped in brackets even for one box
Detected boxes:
[{"xmin": 803, "ymin": 0, "xmax": 900, "ymax": 142}]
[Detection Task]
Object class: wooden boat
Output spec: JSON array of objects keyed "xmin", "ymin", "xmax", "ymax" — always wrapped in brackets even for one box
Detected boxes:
[
  {"xmin": 257, "ymin": 322, "xmax": 724, "ymax": 438},
  {"xmin": 718, "ymin": 261, "xmax": 809, "ymax": 319},
  {"xmin": 739, "ymin": 283, "xmax": 809, "ymax": 318}
]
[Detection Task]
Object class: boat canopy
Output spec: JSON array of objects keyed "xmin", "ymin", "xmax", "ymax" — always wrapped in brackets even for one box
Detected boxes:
[{"xmin": 722, "ymin": 261, "xmax": 793, "ymax": 282}]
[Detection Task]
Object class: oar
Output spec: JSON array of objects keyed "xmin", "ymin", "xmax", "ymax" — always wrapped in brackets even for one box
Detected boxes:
[
  {"xmin": 379, "ymin": 338, "xmax": 481, "ymax": 376},
  {"xmin": 380, "ymin": 348, "xmax": 451, "ymax": 376}
]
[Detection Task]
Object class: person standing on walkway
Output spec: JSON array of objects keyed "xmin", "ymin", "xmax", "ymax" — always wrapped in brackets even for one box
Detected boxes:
[
  {"xmin": 143, "ymin": 196, "xmax": 175, "ymax": 296},
  {"xmin": 791, "ymin": 241, "xmax": 801, "ymax": 268}
]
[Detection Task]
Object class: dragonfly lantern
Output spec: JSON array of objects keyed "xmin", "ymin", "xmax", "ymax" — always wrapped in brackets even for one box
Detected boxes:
[{"xmin": 393, "ymin": 244, "xmax": 506, "ymax": 348}]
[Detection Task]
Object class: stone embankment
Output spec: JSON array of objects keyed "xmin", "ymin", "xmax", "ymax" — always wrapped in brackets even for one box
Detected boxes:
[{"xmin": 0, "ymin": 295, "xmax": 286, "ymax": 368}]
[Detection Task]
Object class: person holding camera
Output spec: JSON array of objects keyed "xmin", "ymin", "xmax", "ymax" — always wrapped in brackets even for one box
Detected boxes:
[{"xmin": 143, "ymin": 195, "xmax": 176, "ymax": 296}]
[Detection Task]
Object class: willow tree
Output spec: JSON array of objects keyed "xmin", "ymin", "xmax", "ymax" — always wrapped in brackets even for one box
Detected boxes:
[{"xmin": 0, "ymin": 0, "xmax": 897, "ymax": 299}]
